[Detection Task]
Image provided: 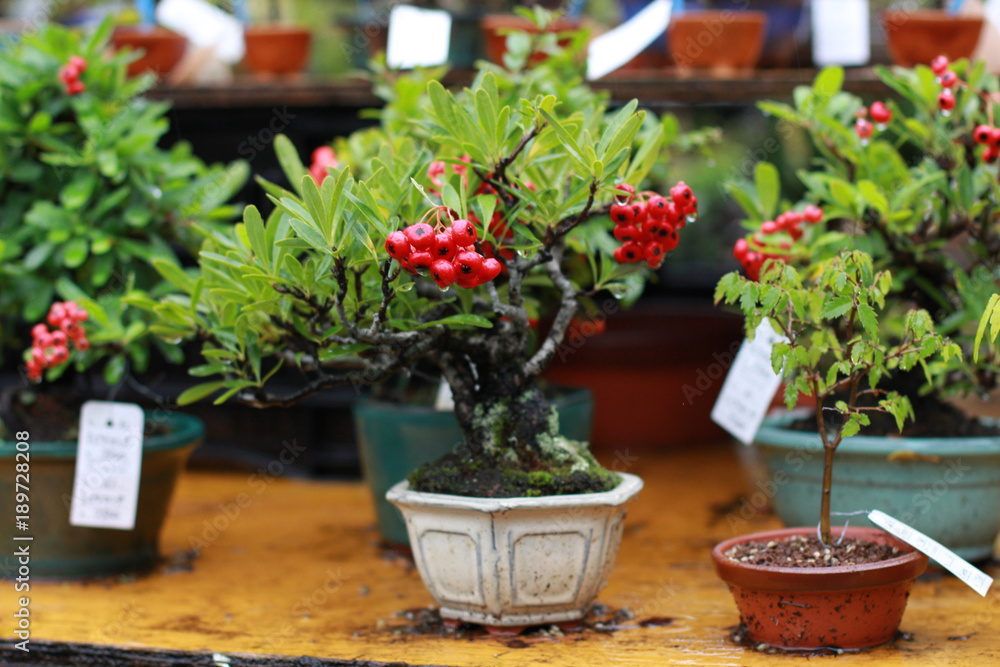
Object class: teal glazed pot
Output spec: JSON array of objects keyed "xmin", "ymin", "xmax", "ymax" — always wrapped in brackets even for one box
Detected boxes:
[
  {"xmin": 354, "ymin": 387, "xmax": 595, "ymax": 546},
  {"xmin": 754, "ymin": 412, "xmax": 1000, "ymax": 562},
  {"xmin": 0, "ymin": 412, "xmax": 203, "ymax": 579}
]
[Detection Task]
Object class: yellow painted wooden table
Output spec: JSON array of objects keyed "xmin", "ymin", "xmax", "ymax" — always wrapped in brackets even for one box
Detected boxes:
[{"xmin": 3, "ymin": 444, "xmax": 999, "ymax": 666}]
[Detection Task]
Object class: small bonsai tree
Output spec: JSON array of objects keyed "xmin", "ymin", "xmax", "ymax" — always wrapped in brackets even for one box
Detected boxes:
[
  {"xmin": 0, "ymin": 19, "xmax": 247, "ymax": 437},
  {"xmin": 149, "ymin": 14, "xmax": 703, "ymax": 497}
]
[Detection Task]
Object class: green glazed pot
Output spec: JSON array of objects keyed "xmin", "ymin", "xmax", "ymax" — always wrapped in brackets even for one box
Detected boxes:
[
  {"xmin": 754, "ymin": 412, "xmax": 1000, "ymax": 562},
  {"xmin": 354, "ymin": 387, "xmax": 595, "ymax": 546},
  {"xmin": 0, "ymin": 412, "xmax": 203, "ymax": 579}
]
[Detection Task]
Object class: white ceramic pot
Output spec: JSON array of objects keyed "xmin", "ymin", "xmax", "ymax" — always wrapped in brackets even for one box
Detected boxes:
[{"xmin": 386, "ymin": 473, "xmax": 643, "ymax": 626}]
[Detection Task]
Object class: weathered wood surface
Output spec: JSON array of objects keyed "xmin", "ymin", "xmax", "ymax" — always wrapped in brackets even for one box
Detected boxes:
[{"xmin": 2, "ymin": 443, "xmax": 999, "ymax": 666}]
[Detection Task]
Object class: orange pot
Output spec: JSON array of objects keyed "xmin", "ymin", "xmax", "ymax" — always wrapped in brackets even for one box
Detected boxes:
[
  {"xmin": 712, "ymin": 527, "xmax": 927, "ymax": 650},
  {"xmin": 883, "ymin": 11, "xmax": 983, "ymax": 68},
  {"xmin": 668, "ymin": 11, "xmax": 767, "ymax": 70},
  {"xmin": 109, "ymin": 27, "xmax": 187, "ymax": 77},
  {"xmin": 480, "ymin": 14, "xmax": 582, "ymax": 66},
  {"xmin": 243, "ymin": 26, "xmax": 312, "ymax": 76}
]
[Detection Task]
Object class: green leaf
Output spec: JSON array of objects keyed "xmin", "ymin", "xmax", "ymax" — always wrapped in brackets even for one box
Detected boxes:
[
  {"xmin": 176, "ymin": 381, "xmax": 228, "ymax": 406},
  {"xmin": 814, "ymin": 66, "xmax": 845, "ymax": 99},
  {"xmin": 417, "ymin": 314, "xmax": 493, "ymax": 329},
  {"xmin": 244, "ymin": 205, "xmax": 270, "ymax": 272},
  {"xmin": 754, "ymin": 162, "xmax": 781, "ymax": 220},
  {"xmin": 857, "ymin": 303, "xmax": 878, "ymax": 338},
  {"xmin": 974, "ymin": 294, "xmax": 1000, "ymax": 362},
  {"xmin": 61, "ymin": 237, "xmax": 88, "ymax": 268},
  {"xmin": 274, "ymin": 135, "xmax": 308, "ymax": 194},
  {"xmin": 821, "ymin": 295, "xmax": 853, "ymax": 320}
]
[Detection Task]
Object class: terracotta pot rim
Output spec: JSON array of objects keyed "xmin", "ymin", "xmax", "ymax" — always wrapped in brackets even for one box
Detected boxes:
[
  {"xmin": 111, "ymin": 26, "xmax": 184, "ymax": 38},
  {"xmin": 881, "ymin": 9, "xmax": 984, "ymax": 25},
  {"xmin": 480, "ymin": 14, "xmax": 581, "ymax": 30},
  {"xmin": 244, "ymin": 26, "xmax": 312, "ymax": 38},
  {"xmin": 712, "ymin": 526, "xmax": 928, "ymax": 592},
  {"xmin": 671, "ymin": 10, "xmax": 768, "ymax": 24}
]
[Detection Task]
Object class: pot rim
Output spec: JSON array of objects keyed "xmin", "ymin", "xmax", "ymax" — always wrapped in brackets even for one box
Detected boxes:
[
  {"xmin": 244, "ymin": 25, "xmax": 312, "ymax": 37},
  {"xmin": 881, "ymin": 9, "xmax": 985, "ymax": 24},
  {"xmin": 671, "ymin": 10, "xmax": 768, "ymax": 23},
  {"xmin": 355, "ymin": 385, "xmax": 592, "ymax": 417},
  {"xmin": 387, "ymin": 471, "xmax": 642, "ymax": 512},
  {"xmin": 756, "ymin": 410, "xmax": 1000, "ymax": 454},
  {"xmin": 0, "ymin": 411, "xmax": 205, "ymax": 458},
  {"xmin": 712, "ymin": 526, "xmax": 928, "ymax": 592}
]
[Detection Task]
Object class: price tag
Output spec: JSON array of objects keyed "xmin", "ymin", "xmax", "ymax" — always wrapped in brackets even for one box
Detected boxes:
[
  {"xmin": 869, "ymin": 510, "xmax": 994, "ymax": 597},
  {"xmin": 986, "ymin": 0, "xmax": 1000, "ymax": 30},
  {"xmin": 386, "ymin": 5, "xmax": 452, "ymax": 69},
  {"xmin": 811, "ymin": 0, "xmax": 870, "ymax": 67},
  {"xmin": 156, "ymin": 0, "xmax": 245, "ymax": 63},
  {"xmin": 586, "ymin": 0, "xmax": 672, "ymax": 80},
  {"xmin": 69, "ymin": 401, "xmax": 145, "ymax": 531},
  {"xmin": 710, "ymin": 320, "xmax": 785, "ymax": 445}
]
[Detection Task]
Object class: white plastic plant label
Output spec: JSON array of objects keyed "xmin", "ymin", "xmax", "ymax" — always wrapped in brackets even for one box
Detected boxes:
[
  {"xmin": 868, "ymin": 510, "xmax": 994, "ymax": 597},
  {"xmin": 69, "ymin": 401, "xmax": 145, "ymax": 531},
  {"xmin": 386, "ymin": 5, "xmax": 452, "ymax": 69},
  {"xmin": 434, "ymin": 377, "xmax": 455, "ymax": 412},
  {"xmin": 710, "ymin": 320, "xmax": 785, "ymax": 445},
  {"xmin": 156, "ymin": 0, "xmax": 245, "ymax": 63},
  {"xmin": 586, "ymin": 0, "xmax": 672, "ymax": 80},
  {"xmin": 811, "ymin": 0, "xmax": 870, "ymax": 67}
]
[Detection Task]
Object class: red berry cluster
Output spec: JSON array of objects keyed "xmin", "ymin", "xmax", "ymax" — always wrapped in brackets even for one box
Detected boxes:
[
  {"xmin": 732, "ymin": 205, "xmax": 823, "ymax": 281},
  {"xmin": 973, "ymin": 123, "xmax": 1000, "ymax": 163},
  {"xmin": 854, "ymin": 101, "xmax": 893, "ymax": 143},
  {"xmin": 309, "ymin": 146, "xmax": 339, "ymax": 184},
  {"xmin": 609, "ymin": 182, "xmax": 696, "ymax": 270},
  {"xmin": 58, "ymin": 55, "xmax": 87, "ymax": 95},
  {"xmin": 26, "ymin": 302, "xmax": 89, "ymax": 382},
  {"xmin": 427, "ymin": 156, "xmax": 471, "ymax": 196},
  {"xmin": 931, "ymin": 55, "xmax": 958, "ymax": 114},
  {"xmin": 385, "ymin": 208, "xmax": 502, "ymax": 289}
]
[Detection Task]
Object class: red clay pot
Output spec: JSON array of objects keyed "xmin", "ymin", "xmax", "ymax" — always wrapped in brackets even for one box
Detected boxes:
[
  {"xmin": 109, "ymin": 27, "xmax": 187, "ymax": 77},
  {"xmin": 668, "ymin": 11, "xmax": 767, "ymax": 71},
  {"xmin": 882, "ymin": 11, "xmax": 983, "ymax": 68},
  {"xmin": 243, "ymin": 26, "xmax": 312, "ymax": 76},
  {"xmin": 480, "ymin": 14, "xmax": 583, "ymax": 66},
  {"xmin": 711, "ymin": 527, "xmax": 927, "ymax": 650}
]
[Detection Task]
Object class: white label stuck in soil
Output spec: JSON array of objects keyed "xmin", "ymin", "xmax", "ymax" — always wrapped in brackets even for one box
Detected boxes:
[
  {"xmin": 69, "ymin": 401, "xmax": 145, "ymax": 531},
  {"xmin": 869, "ymin": 509, "xmax": 994, "ymax": 597}
]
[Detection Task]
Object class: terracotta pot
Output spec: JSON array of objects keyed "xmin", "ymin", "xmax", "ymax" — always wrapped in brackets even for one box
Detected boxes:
[
  {"xmin": 712, "ymin": 527, "xmax": 928, "ymax": 650},
  {"xmin": 243, "ymin": 26, "xmax": 312, "ymax": 76},
  {"xmin": 883, "ymin": 11, "xmax": 983, "ymax": 68},
  {"xmin": 480, "ymin": 14, "xmax": 582, "ymax": 66},
  {"xmin": 668, "ymin": 11, "xmax": 767, "ymax": 70},
  {"xmin": 109, "ymin": 27, "xmax": 187, "ymax": 77}
]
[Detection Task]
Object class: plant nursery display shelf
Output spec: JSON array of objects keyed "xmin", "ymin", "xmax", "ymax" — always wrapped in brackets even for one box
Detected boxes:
[
  {"xmin": 3, "ymin": 445, "xmax": 998, "ymax": 666},
  {"xmin": 148, "ymin": 68, "xmax": 885, "ymax": 110}
]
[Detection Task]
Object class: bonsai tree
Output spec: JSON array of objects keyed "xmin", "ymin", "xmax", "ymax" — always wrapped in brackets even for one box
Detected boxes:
[
  {"xmin": 147, "ymin": 13, "xmax": 702, "ymax": 497},
  {"xmin": 0, "ymin": 19, "xmax": 247, "ymax": 437},
  {"xmin": 713, "ymin": 57, "xmax": 1000, "ymax": 542}
]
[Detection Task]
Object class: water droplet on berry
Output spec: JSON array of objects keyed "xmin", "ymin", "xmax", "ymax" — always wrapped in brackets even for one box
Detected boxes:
[
  {"xmin": 686, "ymin": 213, "xmax": 697, "ymax": 223},
  {"xmin": 941, "ymin": 110, "xmax": 952, "ymax": 118},
  {"xmin": 860, "ymin": 138, "xmax": 870, "ymax": 147},
  {"xmin": 876, "ymin": 123, "xmax": 887, "ymax": 132}
]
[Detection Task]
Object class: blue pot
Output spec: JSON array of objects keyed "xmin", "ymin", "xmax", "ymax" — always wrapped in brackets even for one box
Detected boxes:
[{"xmin": 754, "ymin": 412, "xmax": 1000, "ymax": 562}]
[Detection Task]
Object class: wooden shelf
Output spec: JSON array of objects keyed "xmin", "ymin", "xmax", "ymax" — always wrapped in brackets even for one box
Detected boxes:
[
  {"xmin": 3, "ymin": 444, "xmax": 998, "ymax": 666},
  {"xmin": 147, "ymin": 68, "xmax": 887, "ymax": 111}
]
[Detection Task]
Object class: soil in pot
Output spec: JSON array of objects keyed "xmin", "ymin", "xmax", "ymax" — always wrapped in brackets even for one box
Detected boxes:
[
  {"xmin": 243, "ymin": 26, "xmax": 312, "ymax": 76},
  {"xmin": 712, "ymin": 527, "xmax": 928, "ymax": 650},
  {"xmin": 668, "ymin": 11, "xmax": 768, "ymax": 72},
  {"xmin": 883, "ymin": 11, "xmax": 983, "ymax": 68},
  {"xmin": 109, "ymin": 26, "xmax": 187, "ymax": 77}
]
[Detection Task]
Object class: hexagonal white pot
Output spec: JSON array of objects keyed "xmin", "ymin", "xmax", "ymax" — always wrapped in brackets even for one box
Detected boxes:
[{"xmin": 386, "ymin": 472, "xmax": 643, "ymax": 626}]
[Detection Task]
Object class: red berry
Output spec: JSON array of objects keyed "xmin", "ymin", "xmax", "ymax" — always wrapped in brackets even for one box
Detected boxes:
[
  {"xmin": 613, "ymin": 224, "xmax": 640, "ymax": 243},
  {"xmin": 51, "ymin": 330, "xmax": 67, "ymax": 347},
  {"xmin": 683, "ymin": 196, "xmax": 698, "ymax": 219},
  {"xmin": 450, "ymin": 219, "xmax": 477, "ymax": 246},
  {"xmin": 855, "ymin": 118, "xmax": 873, "ymax": 140},
  {"xmin": 670, "ymin": 181, "xmax": 693, "ymax": 203},
  {"xmin": 404, "ymin": 223, "xmax": 435, "ymax": 251},
  {"xmin": 989, "ymin": 128, "xmax": 1000, "ymax": 148},
  {"xmin": 36, "ymin": 332, "xmax": 53, "ymax": 349},
  {"xmin": 663, "ymin": 201, "xmax": 682, "ymax": 225},
  {"xmin": 733, "ymin": 238, "xmax": 750, "ymax": 261},
  {"xmin": 647, "ymin": 221, "xmax": 674, "ymax": 243},
  {"xmin": 47, "ymin": 304, "xmax": 65, "ymax": 327},
  {"xmin": 31, "ymin": 323, "xmax": 48, "ymax": 341},
  {"xmin": 620, "ymin": 242, "xmax": 644, "ymax": 263},
  {"xmin": 660, "ymin": 225, "xmax": 679, "ymax": 252},
  {"xmin": 803, "ymin": 205, "xmax": 824, "ymax": 224},
  {"xmin": 938, "ymin": 89, "xmax": 956, "ymax": 112},
  {"xmin": 385, "ymin": 231, "xmax": 411, "ymax": 260},
  {"xmin": 31, "ymin": 348, "xmax": 45, "ymax": 364},
  {"xmin": 940, "ymin": 70, "xmax": 958, "ymax": 89},
  {"xmin": 75, "ymin": 338, "xmax": 90, "ymax": 352},
  {"xmin": 983, "ymin": 146, "xmax": 999, "ymax": 164},
  {"xmin": 64, "ymin": 323, "xmax": 84, "ymax": 340},
  {"xmin": 51, "ymin": 345, "xmax": 69, "ymax": 363},
  {"xmin": 931, "ymin": 55, "xmax": 950, "ymax": 75},
  {"xmin": 478, "ymin": 258, "xmax": 503, "ymax": 283},
  {"xmin": 610, "ymin": 203, "xmax": 635, "ymax": 225},
  {"xmin": 454, "ymin": 251, "xmax": 483, "ymax": 279},
  {"xmin": 629, "ymin": 201, "xmax": 648, "ymax": 226},
  {"xmin": 870, "ymin": 101, "xmax": 892, "ymax": 125},
  {"xmin": 408, "ymin": 251, "xmax": 433, "ymax": 269},
  {"xmin": 788, "ymin": 225, "xmax": 803, "ymax": 241},
  {"xmin": 743, "ymin": 252, "xmax": 764, "ymax": 282},
  {"xmin": 614, "ymin": 183, "xmax": 635, "ymax": 202},
  {"xmin": 646, "ymin": 195, "xmax": 669, "ymax": 220},
  {"xmin": 760, "ymin": 221, "xmax": 779, "ymax": 235},
  {"xmin": 974, "ymin": 125, "xmax": 993, "ymax": 145},
  {"xmin": 433, "ymin": 232, "xmax": 458, "ymax": 261},
  {"xmin": 613, "ymin": 247, "xmax": 627, "ymax": 264},
  {"xmin": 68, "ymin": 55, "xmax": 87, "ymax": 73},
  {"xmin": 58, "ymin": 65, "xmax": 77, "ymax": 84},
  {"xmin": 66, "ymin": 80, "xmax": 85, "ymax": 95},
  {"xmin": 430, "ymin": 260, "xmax": 456, "ymax": 288},
  {"xmin": 644, "ymin": 241, "xmax": 665, "ymax": 267}
]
